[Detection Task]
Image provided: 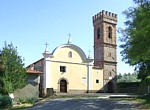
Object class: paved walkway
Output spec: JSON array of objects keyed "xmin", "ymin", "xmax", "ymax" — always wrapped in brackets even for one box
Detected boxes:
[{"xmin": 26, "ymin": 93, "xmax": 143, "ymax": 110}]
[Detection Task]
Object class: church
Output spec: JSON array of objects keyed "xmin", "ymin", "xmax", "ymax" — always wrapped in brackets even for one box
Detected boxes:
[{"xmin": 27, "ymin": 10, "xmax": 117, "ymax": 95}]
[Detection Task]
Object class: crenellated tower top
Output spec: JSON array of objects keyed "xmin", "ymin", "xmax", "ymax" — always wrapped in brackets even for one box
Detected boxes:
[{"xmin": 93, "ymin": 10, "xmax": 117, "ymax": 25}]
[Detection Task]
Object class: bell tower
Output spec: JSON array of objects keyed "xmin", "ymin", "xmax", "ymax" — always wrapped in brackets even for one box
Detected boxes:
[{"xmin": 93, "ymin": 10, "xmax": 117, "ymax": 92}]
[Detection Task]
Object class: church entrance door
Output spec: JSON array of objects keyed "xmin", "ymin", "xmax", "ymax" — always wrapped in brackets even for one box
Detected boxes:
[
  {"xmin": 60, "ymin": 79, "xmax": 67, "ymax": 93},
  {"xmin": 108, "ymin": 81, "xmax": 113, "ymax": 93}
]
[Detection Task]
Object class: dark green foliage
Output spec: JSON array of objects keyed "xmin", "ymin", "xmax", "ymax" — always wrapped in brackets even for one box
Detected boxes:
[
  {"xmin": 117, "ymin": 72, "xmax": 141, "ymax": 82},
  {"xmin": 0, "ymin": 42, "xmax": 27, "ymax": 94},
  {"xmin": 138, "ymin": 76, "xmax": 150, "ymax": 94},
  {"xmin": 119, "ymin": 0, "xmax": 150, "ymax": 80},
  {"xmin": 0, "ymin": 95, "xmax": 12, "ymax": 109},
  {"xmin": 118, "ymin": 82, "xmax": 140, "ymax": 88},
  {"xmin": 140, "ymin": 76, "xmax": 150, "ymax": 86},
  {"xmin": 139, "ymin": 94, "xmax": 150, "ymax": 107},
  {"xmin": 117, "ymin": 82, "xmax": 140, "ymax": 93}
]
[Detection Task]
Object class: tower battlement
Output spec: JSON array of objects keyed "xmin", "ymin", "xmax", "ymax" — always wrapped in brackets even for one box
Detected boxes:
[{"xmin": 93, "ymin": 10, "xmax": 117, "ymax": 25}]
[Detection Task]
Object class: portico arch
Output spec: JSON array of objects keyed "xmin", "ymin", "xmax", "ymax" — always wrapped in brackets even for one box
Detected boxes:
[{"xmin": 58, "ymin": 77, "xmax": 69, "ymax": 93}]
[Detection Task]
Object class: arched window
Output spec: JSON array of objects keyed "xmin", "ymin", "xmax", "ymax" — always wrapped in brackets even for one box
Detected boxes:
[
  {"xmin": 108, "ymin": 26, "xmax": 112, "ymax": 39},
  {"xmin": 97, "ymin": 27, "xmax": 100, "ymax": 39},
  {"xmin": 108, "ymin": 52, "xmax": 111, "ymax": 57},
  {"xmin": 68, "ymin": 51, "xmax": 72, "ymax": 58},
  {"xmin": 109, "ymin": 71, "xmax": 112, "ymax": 76}
]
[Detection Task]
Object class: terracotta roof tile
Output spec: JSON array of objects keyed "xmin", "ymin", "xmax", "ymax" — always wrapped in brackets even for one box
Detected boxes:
[{"xmin": 27, "ymin": 69, "xmax": 43, "ymax": 74}]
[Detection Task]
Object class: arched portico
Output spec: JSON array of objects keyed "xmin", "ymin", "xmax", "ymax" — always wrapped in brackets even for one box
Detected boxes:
[{"xmin": 57, "ymin": 78, "xmax": 69, "ymax": 93}]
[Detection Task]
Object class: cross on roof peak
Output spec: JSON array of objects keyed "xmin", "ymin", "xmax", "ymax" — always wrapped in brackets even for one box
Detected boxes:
[
  {"xmin": 68, "ymin": 33, "xmax": 71, "ymax": 38},
  {"xmin": 88, "ymin": 50, "xmax": 92, "ymax": 58},
  {"xmin": 44, "ymin": 42, "xmax": 50, "ymax": 53},
  {"xmin": 44, "ymin": 42, "xmax": 49, "ymax": 48},
  {"xmin": 89, "ymin": 50, "xmax": 91, "ymax": 55},
  {"xmin": 68, "ymin": 33, "xmax": 72, "ymax": 44}
]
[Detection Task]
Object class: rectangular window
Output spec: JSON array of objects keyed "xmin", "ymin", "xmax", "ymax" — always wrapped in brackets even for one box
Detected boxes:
[
  {"xmin": 60, "ymin": 66, "xmax": 66, "ymax": 72},
  {"xmin": 108, "ymin": 52, "xmax": 111, "ymax": 57},
  {"xmin": 82, "ymin": 77, "xmax": 86, "ymax": 84},
  {"xmin": 96, "ymin": 79, "xmax": 99, "ymax": 83}
]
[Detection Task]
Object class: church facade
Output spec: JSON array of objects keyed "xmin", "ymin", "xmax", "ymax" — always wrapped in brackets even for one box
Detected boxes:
[{"xmin": 27, "ymin": 10, "xmax": 117, "ymax": 95}]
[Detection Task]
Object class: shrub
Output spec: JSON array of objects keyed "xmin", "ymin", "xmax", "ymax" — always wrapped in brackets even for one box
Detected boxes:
[
  {"xmin": 138, "ymin": 76, "xmax": 150, "ymax": 95},
  {"xmin": 117, "ymin": 82, "xmax": 140, "ymax": 93},
  {"xmin": 0, "ymin": 95, "xmax": 12, "ymax": 109},
  {"xmin": 17, "ymin": 97, "xmax": 35, "ymax": 105},
  {"xmin": 26, "ymin": 97, "xmax": 35, "ymax": 104}
]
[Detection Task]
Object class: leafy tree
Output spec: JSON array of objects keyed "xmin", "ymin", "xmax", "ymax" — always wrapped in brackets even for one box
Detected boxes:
[
  {"xmin": 119, "ymin": 0, "xmax": 150, "ymax": 80},
  {"xmin": 0, "ymin": 42, "xmax": 27, "ymax": 94},
  {"xmin": 117, "ymin": 73, "xmax": 122, "ymax": 79},
  {"xmin": 117, "ymin": 72, "xmax": 141, "ymax": 82}
]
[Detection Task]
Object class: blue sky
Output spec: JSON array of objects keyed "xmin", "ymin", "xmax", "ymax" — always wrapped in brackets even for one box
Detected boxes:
[{"xmin": 0, "ymin": 0, "xmax": 135, "ymax": 74}]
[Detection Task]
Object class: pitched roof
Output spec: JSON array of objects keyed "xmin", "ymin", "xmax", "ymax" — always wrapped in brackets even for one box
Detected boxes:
[{"xmin": 26, "ymin": 58, "xmax": 44, "ymax": 68}]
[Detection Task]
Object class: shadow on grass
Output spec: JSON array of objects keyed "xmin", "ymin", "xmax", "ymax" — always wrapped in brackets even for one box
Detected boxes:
[{"xmin": 136, "ymin": 94, "xmax": 150, "ymax": 109}]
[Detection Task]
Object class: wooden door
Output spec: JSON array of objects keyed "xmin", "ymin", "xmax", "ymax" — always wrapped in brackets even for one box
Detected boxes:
[{"xmin": 60, "ymin": 79, "xmax": 67, "ymax": 93}]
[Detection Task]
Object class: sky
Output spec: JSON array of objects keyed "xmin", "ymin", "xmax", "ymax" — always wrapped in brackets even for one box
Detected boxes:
[{"xmin": 0, "ymin": 0, "xmax": 135, "ymax": 74}]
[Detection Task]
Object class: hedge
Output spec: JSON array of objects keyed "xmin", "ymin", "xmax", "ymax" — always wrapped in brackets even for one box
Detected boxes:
[{"xmin": 0, "ymin": 95, "xmax": 12, "ymax": 109}]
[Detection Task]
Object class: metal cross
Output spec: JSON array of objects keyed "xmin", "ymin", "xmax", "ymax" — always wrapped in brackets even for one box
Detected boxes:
[
  {"xmin": 89, "ymin": 50, "xmax": 91, "ymax": 56},
  {"xmin": 68, "ymin": 33, "xmax": 71, "ymax": 38},
  {"xmin": 44, "ymin": 42, "xmax": 49, "ymax": 48}
]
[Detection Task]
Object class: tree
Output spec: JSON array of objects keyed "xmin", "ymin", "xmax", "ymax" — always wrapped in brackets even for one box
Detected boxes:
[
  {"xmin": 119, "ymin": 0, "xmax": 150, "ymax": 80},
  {"xmin": 0, "ymin": 42, "xmax": 27, "ymax": 94},
  {"xmin": 117, "ymin": 72, "xmax": 140, "ymax": 83}
]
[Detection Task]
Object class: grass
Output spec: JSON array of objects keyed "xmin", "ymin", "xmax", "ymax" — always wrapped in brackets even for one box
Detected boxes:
[
  {"xmin": 8, "ymin": 97, "xmax": 36, "ymax": 109},
  {"xmin": 135, "ymin": 95, "xmax": 150, "ymax": 109},
  {"xmin": 9, "ymin": 104, "xmax": 33, "ymax": 110}
]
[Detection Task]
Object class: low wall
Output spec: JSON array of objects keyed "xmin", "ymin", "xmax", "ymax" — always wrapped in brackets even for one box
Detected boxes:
[
  {"xmin": 117, "ymin": 82, "xmax": 140, "ymax": 93},
  {"xmin": 13, "ymin": 83, "xmax": 39, "ymax": 101}
]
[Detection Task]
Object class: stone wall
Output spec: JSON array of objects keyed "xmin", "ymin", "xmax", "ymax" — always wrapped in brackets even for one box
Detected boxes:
[
  {"xmin": 13, "ymin": 74, "xmax": 40, "ymax": 101},
  {"xmin": 13, "ymin": 83, "xmax": 39, "ymax": 101}
]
